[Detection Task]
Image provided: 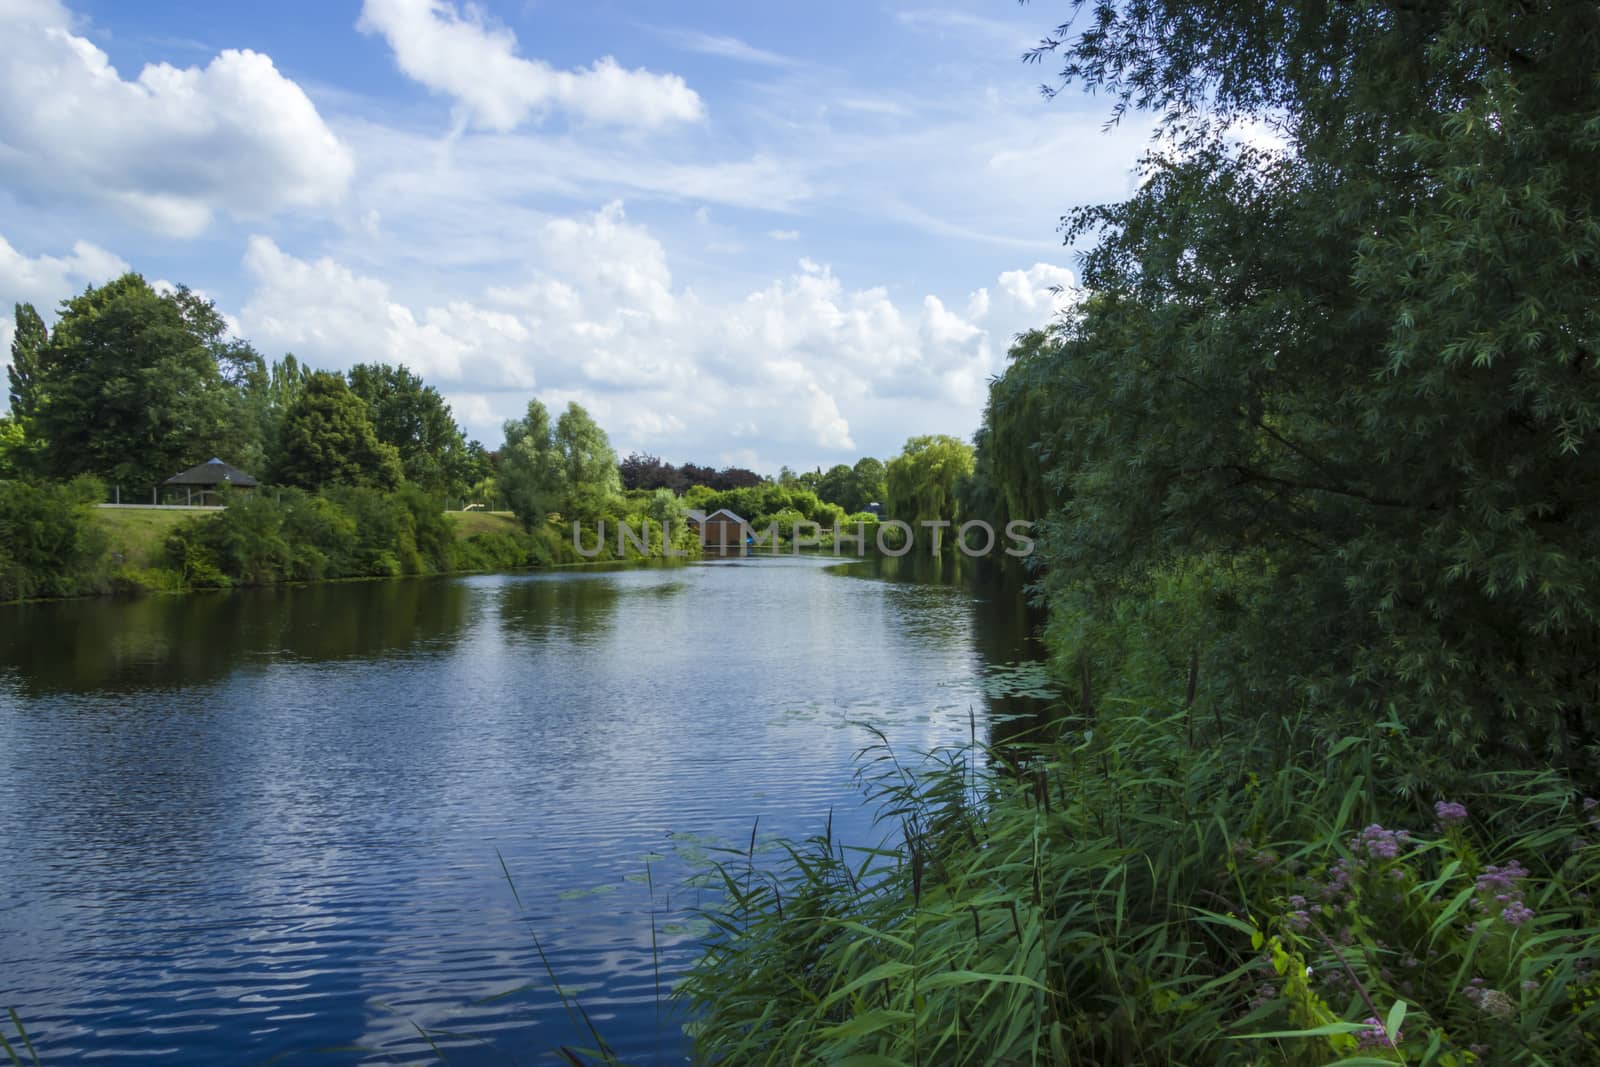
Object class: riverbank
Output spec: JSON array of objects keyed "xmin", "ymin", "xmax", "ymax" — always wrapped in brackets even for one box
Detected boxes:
[{"xmin": 0, "ymin": 480, "xmax": 701, "ymax": 606}]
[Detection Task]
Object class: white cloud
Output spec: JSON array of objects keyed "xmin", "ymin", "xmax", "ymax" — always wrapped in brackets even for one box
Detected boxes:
[
  {"xmin": 240, "ymin": 234, "xmax": 537, "ymax": 388},
  {"xmin": 237, "ymin": 203, "xmax": 1072, "ymax": 467},
  {"xmin": 0, "ymin": 0, "xmax": 352, "ymax": 237},
  {"xmin": 653, "ymin": 28, "xmax": 797, "ymax": 69},
  {"xmin": 768, "ymin": 229, "xmax": 801, "ymax": 242},
  {"xmin": 996, "ymin": 262, "xmax": 1077, "ymax": 315},
  {"xmin": 357, "ymin": 0, "xmax": 703, "ymax": 131}
]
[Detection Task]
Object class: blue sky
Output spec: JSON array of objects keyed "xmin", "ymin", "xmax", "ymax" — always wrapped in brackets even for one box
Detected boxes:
[{"xmin": 0, "ymin": 0, "xmax": 1151, "ymax": 472}]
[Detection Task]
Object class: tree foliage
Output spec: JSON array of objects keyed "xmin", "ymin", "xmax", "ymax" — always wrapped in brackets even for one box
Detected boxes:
[
  {"xmin": 554, "ymin": 403, "xmax": 622, "ymax": 521},
  {"xmin": 24, "ymin": 276, "xmax": 242, "ymax": 489},
  {"xmin": 969, "ymin": 0, "xmax": 1600, "ymax": 772},
  {"xmin": 498, "ymin": 399, "xmax": 564, "ymax": 527},
  {"xmin": 618, "ymin": 451, "xmax": 763, "ymax": 493},
  {"xmin": 885, "ymin": 435, "xmax": 974, "ymax": 528},
  {"xmin": 346, "ymin": 362, "xmax": 475, "ymax": 495},
  {"xmin": 272, "ymin": 371, "xmax": 403, "ymax": 491}
]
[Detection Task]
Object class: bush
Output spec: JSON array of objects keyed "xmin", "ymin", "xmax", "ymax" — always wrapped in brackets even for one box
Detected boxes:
[{"xmin": 0, "ymin": 476, "xmax": 108, "ymax": 601}]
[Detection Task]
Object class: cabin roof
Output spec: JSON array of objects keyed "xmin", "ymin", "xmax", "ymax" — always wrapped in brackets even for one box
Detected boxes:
[
  {"xmin": 163, "ymin": 457, "xmax": 259, "ymax": 487},
  {"xmin": 704, "ymin": 508, "xmax": 745, "ymax": 524}
]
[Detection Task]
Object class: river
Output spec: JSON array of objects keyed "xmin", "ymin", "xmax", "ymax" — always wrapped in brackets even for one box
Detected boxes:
[{"xmin": 0, "ymin": 554, "xmax": 1039, "ymax": 1064}]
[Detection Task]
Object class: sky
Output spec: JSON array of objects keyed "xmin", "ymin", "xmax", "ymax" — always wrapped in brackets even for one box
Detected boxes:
[{"xmin": 0, "ymin": 0, "xmax": 1151, "ymax": 473}]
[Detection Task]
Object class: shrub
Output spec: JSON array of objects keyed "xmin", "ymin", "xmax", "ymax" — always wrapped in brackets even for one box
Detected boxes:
[{"xmin": 0, "ymin": 476, "xmax": 107, "ymax": 601}]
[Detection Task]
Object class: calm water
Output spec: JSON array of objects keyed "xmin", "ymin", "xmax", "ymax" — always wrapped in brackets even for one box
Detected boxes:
[{"xmin": 0, "ymin": 555, "xmax": 1038, "ymax": 1064}]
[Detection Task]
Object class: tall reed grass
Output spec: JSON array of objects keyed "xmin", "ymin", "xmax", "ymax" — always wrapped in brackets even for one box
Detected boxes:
[{"xmin": 677, "ymin": 704, "xmax": 1600, "ymax": 1064}]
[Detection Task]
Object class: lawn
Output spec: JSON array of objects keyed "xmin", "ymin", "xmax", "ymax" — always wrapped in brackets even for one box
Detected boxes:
[
  {"xmin": 93, "ymin": 506, "xmax": 212, "ymax": 569},
  {"xmin": 91, "ymin": 507, "xmax": 522, "ymax": 572},
  {"xmin": 445, "ymin": 510, "xmax": 521, "ymax": 537}
]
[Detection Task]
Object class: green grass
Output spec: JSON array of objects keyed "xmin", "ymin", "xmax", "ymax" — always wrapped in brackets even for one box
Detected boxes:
[
  {"xmin": 93, "ymin": 507, "xmax": 214, "ymax": 569},
  {"xmin": 446, "ymin": 510, "xmax": 522, "ymax": 538},
  {"xmin": 92, "ymin": 507, "xmax": 520, "ymax": 571},
  {"xmin": 677, "ymin": 711, "xmax": 1600, "ymax": 1065}
]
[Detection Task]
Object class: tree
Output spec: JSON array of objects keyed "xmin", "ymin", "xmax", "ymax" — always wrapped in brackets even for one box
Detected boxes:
[
  {"xmin": 620, "ymin": 451, "xmax": 687, "ymax": 492},
  {"xmin": 554, "ymin": 402, "xmax": 622, "ymax": 522},
  {"xmin": 498, "ymin": 399, "xmax": 564, "ymax": 527},
  {"xmin": 849, "ymin": 457, "xmax": 887, "ymax": 514},
  {"xmin": 273, "ymin": 371, "xmax": 402, "ymax": 491},
  {"xmin": 5, "ymin": 303, "xmax": 48, "ymax": 477},
  {"xmin": 0, "ymin": 415, "xmax": 24, "ymax": 481},
  {"xmin": 1000, "ymin": 0, "xmax": 1600, "ymax": 769},
  {"xmin": 346, "ymin": 362, "xmax": 474, "ymax": 496},
  {"xmin": 25, "ymin": 276, "xmax": 239, "ymax": 489},
  {"xmin": 885, "ymin": 435, "xmax": 974, "ymax": 529},
  {"xmin": 815, "ymin": 464, "xmax": 855, "ymax": 510},
  {"xmin": 7, "ymin": 302, "xmax": 46, "ymax": 422}
]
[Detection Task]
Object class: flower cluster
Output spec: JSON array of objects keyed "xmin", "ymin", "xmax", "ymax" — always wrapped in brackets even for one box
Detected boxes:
[
  {"xmin": 1355, "ymin": 824, "xmax": 1410, "ymax": 861},
  {"xmin": 1355, "ymin": 1015, "xmax": 1399, "ymax": 1050},
  {"xmin": 1321, "ymin": 824, "xmax": 1412, "ymax": 901},
  {"xmin": 1463, "ymin": 978, "xmax": 1516, "ymax": 1020},
  {"xmin": 1473, "ymin": 861, "xmax": 1535, "ymax": 927},
  {"xmin": 1434, "ymin": 799, "xmax": 1469, "ymax": 825}
]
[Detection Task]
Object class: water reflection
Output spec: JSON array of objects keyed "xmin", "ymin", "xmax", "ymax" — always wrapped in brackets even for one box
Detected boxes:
[
  {"xmin": 0, "ymin": 557, "xmax": 1035, "ymax": 1065},
  {"xmin": 0, "ymin": 579, "xmax": 474, "ymax": 695}
]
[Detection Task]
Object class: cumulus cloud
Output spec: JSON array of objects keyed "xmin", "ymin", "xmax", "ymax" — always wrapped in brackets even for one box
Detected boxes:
[
  {"xmin": 995, "ymin": 263, "xmax": 1078, "ymax": 315},
  {"xmin": 0, "ymin": 231, "xmax": 131, "ymax": 398},
  {"xmin": 0, "ymin": 0, "xmax": 352, "ymax": 237},
  {"xmin": 236, "ymin": 203, "xmax": 1074, "ymax": 467},
  {"xmin": 357, "ymin": 0, "xmax": 703, "ymax": 131},
  {"xmin": 240, "ymin": 235, "xmax": 537, "ymax": 388}
]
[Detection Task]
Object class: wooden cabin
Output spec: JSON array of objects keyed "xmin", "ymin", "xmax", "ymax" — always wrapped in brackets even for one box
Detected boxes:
[{"xmin": 700, "ymin": 508, "xmax": 747, "ymax": 558}]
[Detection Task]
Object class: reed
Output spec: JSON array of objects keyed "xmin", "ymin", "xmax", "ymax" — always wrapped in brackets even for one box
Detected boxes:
[{"xmin": 676, "ymin": 702, "xmax": 1600, "ymax": 1064}]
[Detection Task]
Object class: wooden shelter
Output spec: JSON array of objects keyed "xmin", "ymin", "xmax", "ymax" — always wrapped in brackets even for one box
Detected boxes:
[
  {"xmin": 163, "ymin": 458, "xmax": 258, "ymax": 505},
  {"xmin": 700, "ymin": 508, "xmax": 747, "ymax": 558}
]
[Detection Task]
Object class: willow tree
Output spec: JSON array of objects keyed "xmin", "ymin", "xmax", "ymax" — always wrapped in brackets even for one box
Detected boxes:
[
  {"xmin": 1000, "ymin": 0, "xmax": 1600, "ymax": 772},
  {"xmin": 885, "ymin": 435, "xmax": 974, "ymax": 530}
]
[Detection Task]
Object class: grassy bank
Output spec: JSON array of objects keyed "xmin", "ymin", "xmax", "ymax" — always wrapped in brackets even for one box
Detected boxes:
[
  {"xmin": 96, "ymin": 507, "xmax": 206, "ymax": 569},
  {"xmin": 0, "ymin": 482, "xmax": 699, "ymax": 606}
]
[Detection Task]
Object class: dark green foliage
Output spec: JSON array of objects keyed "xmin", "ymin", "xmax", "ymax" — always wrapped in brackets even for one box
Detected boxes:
[
  {"xmin": 346, "ymin": 362, "xmax": 476, "ymax": 496},
  {"xmin": 0, "ymin": 477, "xmax": 107, "ymax": 601},
  {"xmin": 25, "ymin": 276, "xmax": 241, "ymax": 489},
  {"xmin": 6, "ymin": 302, "xmax": 46, "ymax": 424},
  {"xmin": 812, "ymin": 458, "xmax": 889, "ymax": 514},
  {"xmin": 961, "ymin": 0, "xmax": 1600, "ymax": 774},
  {"xmin": 272, "ymin": 371, "xmax": 403, "ymax": 491}
]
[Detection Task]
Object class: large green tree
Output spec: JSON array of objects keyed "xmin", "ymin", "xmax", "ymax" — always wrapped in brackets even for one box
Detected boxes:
[
  {"xmin": 5, "ymin": 303, "xmax": 49, "ymax": 477},
  {"xmin": 7, "ymin": 302, "xmax": 47, "ymax": 422},
  {"xmin": 498, "ymin": 399, "xmax": 564, "ymax": 527},
  {"xmin": 885, "ymin": 435, "xmax": 974, "ymax": 529},
  {"xmin": 554, "ymin": 402, "xmax": 622, "ymax": 522},
  {"xmin": 498, "ymin": 400, "xmax": 623, "ymax": 527},
  {"xmin": 346, "ymin": 362, "xmax": 474, "ymax": 496},
  {"xmin": 25, "ymin": 276, "xmax": 246, "ymax": 489},
  {"xmin": 990, "ymin": 0, "xmax": 1600, "ymax": 771},
  {"xmin": 273, "ymin": 371, "xmax": 403, "ymax": 491},
  {"xmin": 848, "ymin": 456, "xmax": 887, "ymax": 514}
]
